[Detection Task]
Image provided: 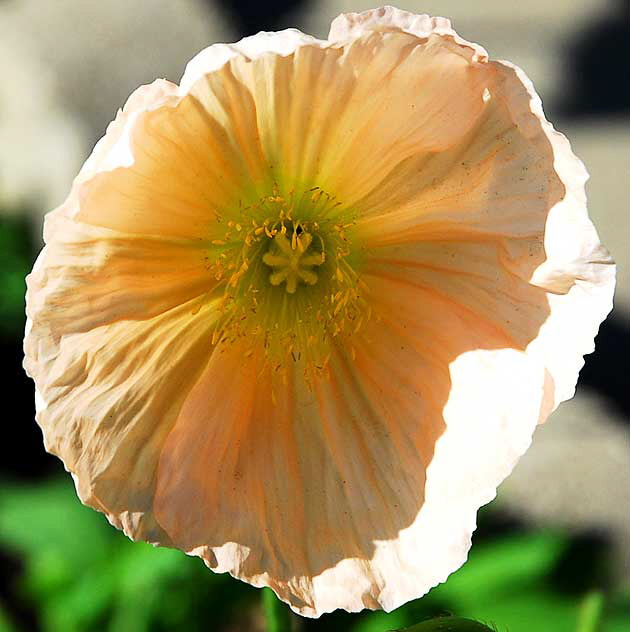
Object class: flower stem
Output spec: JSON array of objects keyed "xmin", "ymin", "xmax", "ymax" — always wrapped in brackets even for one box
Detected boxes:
[
  {"xmin": 262, "ymin": 587, "xmax": 292, "ymax": 632},
  {"xmin": 576, "ymin": 591, "xmax": 605, "ymax": 632}
]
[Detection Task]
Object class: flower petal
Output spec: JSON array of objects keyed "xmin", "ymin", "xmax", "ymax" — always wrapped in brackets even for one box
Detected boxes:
[
  {"xmin": 28, "ymin": 215, "xmax": 216, "ymax": 335},
  {"xmin": 24, "ymin": 296, "xmax": 220, "ymax": 544},
  {"xmin": 179, "ymin": 29, "xmax": 325, "ymax": 93},
  {"xmin": 320, "ymin": 29, "xmax": 488, "ymax": 204},
  {"xmin": 181, "ymin": 21, "xmax": 489, "ymax": 204},
  {"xmin": 495, "ymin": 61, "xmax": 615, "ymax": 409},
  {"xmin": 365, "ymin": 241, "xmax": 549, "ymax": 353},
  {"xmin": 153, "ymin": 339, "xmax": 436, "ymax": 616},
  {"xmin": 63, "ymin": 76, "xmax": 271, "ymax": 239},
  {"xmin": 359, "ymin": 56, "xmax": 615, "ymax": 416},
  {"xmin": 299, "ymin": 282, "xmax": 545, "ymax": 614},
  {"xmin": 75, "ymin": 79, "xmax": 181, "ymax": 183},
  {"xmin": 355, "ymin": 64, "xmax": 558, "ymax": 242},
  {"xmin": 328, "ymin": 5, "xmax": 487, "ymax": 62},
  {"xmin": 191, "ymin": 35, "xmax": 487, "ymax": 230}
]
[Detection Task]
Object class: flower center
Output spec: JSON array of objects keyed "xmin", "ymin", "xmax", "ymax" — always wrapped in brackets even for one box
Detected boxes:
[
  {"xmin": 262, "ymin": 229, "xmax": 325, "ymax": 294},
  {"xmin": 205, "ymin": 187, "xmax": 367, "ymax": 382}
]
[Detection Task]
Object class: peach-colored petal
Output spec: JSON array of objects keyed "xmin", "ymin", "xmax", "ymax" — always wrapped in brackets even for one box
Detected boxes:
[
  {"xmin": 359, "ymin": 53, "xmax": 615, "ymax": 419},
  {"xmin": 45, "ymin": 80, "xmax": 180, "ymax": 232},
  {"xmin": 304, "ymin": 33, "xmax": 485, "ymax": 203},
  {"xmin": 77, "ymin": 79, "xmax": 181, "ymax": 182},
  {"xmin": 495, "ymin": 61, "xmax": 616, "ymax": 410},
  {"xmin": 26, "ymin": 187, "xmax": 221, "ymax": 543},
  {"xmin": 355, "ymin": 60, "xmax": 559, "ymax": 242},
  {"xmin": 308, "ymin": 300, "xmax": 545, "ymax": 614},
  {"xmin": 271, "ymin": 278, "xmax": 544, "ymax": 615},
  {"xmin": 153, "ymin": 336, "xmax": 439, "ymax": 616},
  {"xmin": 66, "ymin": 13, "xmax": 493, "ymax": 239},
  {"xmin": 365, "ymin": 241, "xmax": 549, "ymax": 351},
  {"xmin": 28, "ymin": 215, "xmax": 216, "ymax": 335},
  {"xmin": 179, "ymin": 16, "xmax": 489, "ymax": 205},
  {"xmin": 179, "ymin": 29, "xmax": 325, "ymax": 93},
  {"xmin": 24, "ymin": 295, "xmax": 220, "ymax": 544},
  {"xmin": 72, "ymin": 89, "xmax": 251, "ymax": 239},
  {"xmin": 56, "ymin": 76, "xmax": 268, "ymax": 240}
]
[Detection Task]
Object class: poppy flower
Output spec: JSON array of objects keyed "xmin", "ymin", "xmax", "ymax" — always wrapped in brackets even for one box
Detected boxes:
[{"xmin": 24, "ymin": 6, "xmax": 615, "ymax": 617}]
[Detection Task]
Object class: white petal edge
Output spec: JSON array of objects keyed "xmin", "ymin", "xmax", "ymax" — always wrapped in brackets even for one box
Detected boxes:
[
  {"xmin": 493, "ymin": 60, "xmax": 616, "ymax": 412},
  {"xmin": 328, "ymin": 5, "xmax": 488, "ymax": 62},
  {"xmin": 179, "ymin": 28, "xmax": 327, "ymax": 94},
  {"xmin": 44, "ymin": 79, "xmax": 181, "ymax": 241}
]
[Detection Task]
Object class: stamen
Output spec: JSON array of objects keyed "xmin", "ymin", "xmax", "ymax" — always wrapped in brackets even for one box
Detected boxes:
[{"xmin": 204, "ymin": 186, "xmax": 367, "ymax": 383}]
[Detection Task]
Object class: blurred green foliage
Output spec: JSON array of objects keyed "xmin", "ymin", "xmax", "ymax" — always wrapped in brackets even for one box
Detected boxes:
[
  {"xmin": 0, "ymin": 215, "xmax": 34, "ymax": 335},
  {"xmin": 0, "ymin": 478, "xmax": 628, "ymax": 632},
  {"xmin": 0, "ymin": 479, "xmax": 259, "ymax": 631}
]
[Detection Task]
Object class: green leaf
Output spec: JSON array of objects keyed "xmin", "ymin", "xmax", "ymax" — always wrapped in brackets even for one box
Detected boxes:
[
  {"xmin": 262, "ymin": 587, "xmax": 293, "ymax": 632},
  {"xmin": 0, "ymin": 479, "xmax": 112, "ymax": 568},
  {"xmin": 351, "ymin": 609, "xmax": 414, "ymax": 632},
  {"xmin": 392, "ymin": 616, "xmax": 496, "ymax": 631},
  {"xmin": 577, "ymin": 592, "xmax": 605, "ymax": 632},
  {"xmin": 433, "ymin": 531, "xmax": 567, "ymax": 607}
]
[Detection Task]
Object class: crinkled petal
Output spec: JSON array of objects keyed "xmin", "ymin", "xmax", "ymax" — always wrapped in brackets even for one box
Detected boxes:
[
  {"xmin": 153, "ymin": 336, "xmax": 438, "ymax": 616},
  {"xmin": 180, "ymin": 17, "xmax": 489, "ymax": 206},
  {"xmin": 26, "ymin": 158, "xmax": 221, "ymax": 541},
  {"xmin": 359, "ymin": 52, "xmax": 614, "ymax": 418},
  {"xmin": 73, "ymin": 89, "xmax": 254, "ymax": 238},
  {"xmin": 58, "ymin": 75, "xmax": 272, "ymax": 240},
  {"xmin": 365, "ymin": 241, "xmax": 550, "ymax": 351},
  {"xmin": 355, "ymin": 59, "xmax": 557, "ymax": 241},
  {"xmin": 179, "ymin": 29, "xmax": 326, "ymax": 93},
  {"xmin": 47, "ymin": 79, "xmax": 180, "ymax": 232},
  {"xmin": 328, "ymin": 5, "xmax": 488, "ymax": 62},
  {"xmin": 77, "ymin": 79, "xmax": 181, "ymax": 183},
  {"xmin": 28, "ymin": 215, "xmax": 216, "ymax": 336},
  {"xmin": 24, "ymin": 296, "xmax": 220, "ymax": 544},
  {"xmin": 495, "ymin": 61, "xmax": 615, "ymax": 409}
]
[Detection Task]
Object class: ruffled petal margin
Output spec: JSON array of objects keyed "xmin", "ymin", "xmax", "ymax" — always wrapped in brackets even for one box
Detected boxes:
[{"xmin": 495, "ymin": 60, "xmax": 615, "ymax": 410}]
